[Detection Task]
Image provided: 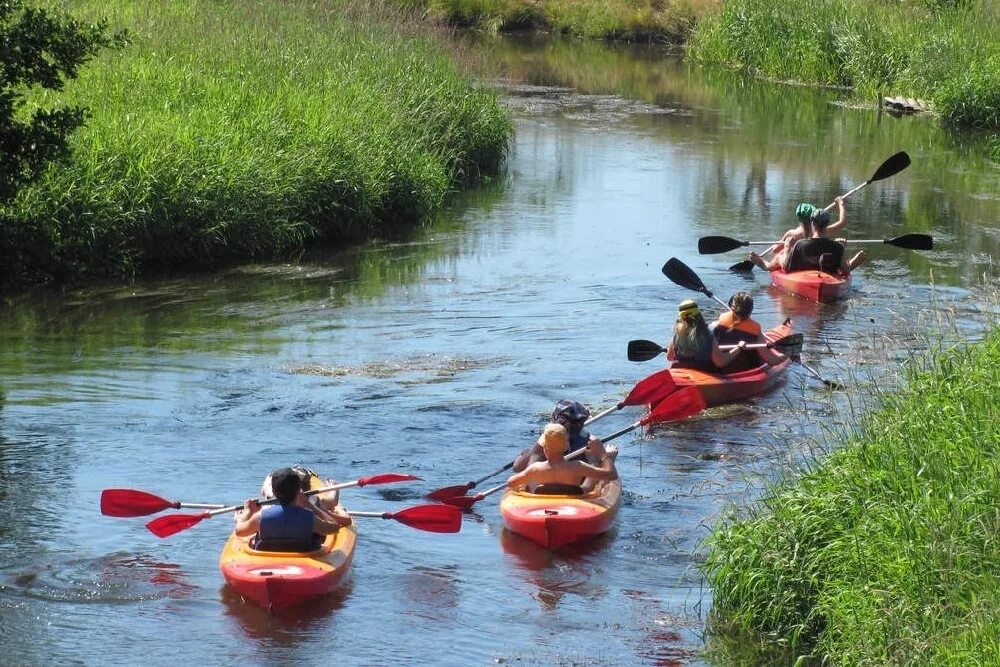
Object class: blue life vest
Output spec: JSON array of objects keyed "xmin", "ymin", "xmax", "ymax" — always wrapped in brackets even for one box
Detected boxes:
[{"xmin": 256, "ymin": 504, "xmax": 319, "ymax": 552}]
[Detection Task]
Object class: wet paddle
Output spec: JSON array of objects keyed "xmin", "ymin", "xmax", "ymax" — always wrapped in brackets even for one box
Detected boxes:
[
  {"xmin": 142, "ymin": 473, "xmax": 422, "ymax": 537},
  {"xmin": 347, "ymin": 504, "xmax": 463, "ymax": 534},
  {"xmin": 439, "ymin": 389, "xmax": 707, "ymax": 510},
  {"xmin": 661, "ymin": 257, "xmax": 843, "ymax": 387},
  {"xmin": 584, "ymin": 368, "xmax": 677, "ymax": 425},
  {"xmin": 101, "ymin": 490, "xmax": 225, "ymax": 517},
  {"xmin": 627, "ymin": 333, "xmax": 803, "ymax": 363},
  {"xmin": 702, "ymin": 233, "xmax": 933, "ymax": 256},
  {"xmin": 725, "ymin": 151, "xmax": 913, "ymax": 270},
  {"xmin": 426, "ymin": 370, "xmax": 680, "ymax": 501}
]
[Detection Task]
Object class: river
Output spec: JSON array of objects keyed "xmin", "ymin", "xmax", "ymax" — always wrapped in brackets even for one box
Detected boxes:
[{"xmin": 1, "ymin": 36, "xmax": 998, "ymax": 666}]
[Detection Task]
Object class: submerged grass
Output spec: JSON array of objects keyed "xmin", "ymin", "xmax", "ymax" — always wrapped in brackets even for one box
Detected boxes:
[
  {"xmin": 394, "ymin": 0, "xmax": 720, "ymax": 42},
  {"xmin": 689, "ymin": 0, "xmax": 1000, "ymax": 129},
  {"xmin": 0, "ymin": 0, "xmax": 512, "ymax": 291},
  {"xmin": 703, "ymin": 318, "xmax": 1000, "ymax": 663}
]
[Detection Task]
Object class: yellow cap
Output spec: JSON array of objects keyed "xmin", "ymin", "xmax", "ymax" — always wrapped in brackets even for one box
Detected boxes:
[{"xmin": 678, "ymin": 299, "xmax": 700, "ymax": 319}]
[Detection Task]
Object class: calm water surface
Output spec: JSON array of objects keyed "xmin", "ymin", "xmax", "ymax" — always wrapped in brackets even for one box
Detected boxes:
[{"xmin": 1, "ymin": 38, "xmax": 999, "ymax": 666}]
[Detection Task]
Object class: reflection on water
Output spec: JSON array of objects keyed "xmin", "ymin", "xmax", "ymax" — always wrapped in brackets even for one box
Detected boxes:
[{"xmin": 0, "ymin": 34, "xmax": 998, "ymax": 666}]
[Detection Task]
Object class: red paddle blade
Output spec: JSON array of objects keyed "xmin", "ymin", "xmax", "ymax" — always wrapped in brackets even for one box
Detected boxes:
[
  {"xmin": 357, "ymin": 473, "xmax": 422, "ymax": 487},
  {"xmin": 623, "ymin": 368, "xmax": 677, "ymax": 406},
  {"xmin": 387, "ymin": 505, "xmax": 462, "ymax": 533},
  {"xmin": 425, "ymin": 483, "xmax": 473, "ymax": 501},
  {"xmin": 145, "ymin": 512, "xmax": 209, "ymax": 538},
  {"xmin": 101, "ymin": 489, "xmax": 175, "ymax": 517},
  {"xmin": 438, "ymin": 494, "xmax": 482, "ymax": 510},
  {"xmin": 643, "ymin": 387, "xmax": 707, "ymax": 425}
]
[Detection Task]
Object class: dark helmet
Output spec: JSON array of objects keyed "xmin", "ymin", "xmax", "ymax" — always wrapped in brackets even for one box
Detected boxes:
[
  {"xmin": 810, "ymin": 208, "xmax": 832, "ymax": 230},
  {"xmin": 552, "ymin": 399, "xmax": 590, "ymax": 426}
]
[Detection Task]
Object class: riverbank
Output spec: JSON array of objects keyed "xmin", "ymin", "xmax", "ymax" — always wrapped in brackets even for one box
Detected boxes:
[
  {"xmin": 702, "ymin": 321, "xmax": 1000, "ymax": 663},
  {"xmin": 394, "ymin": 0, "xmax": 717, "ymax": 42},
  {"xmin": 405, "ymin": 0, "xmax": 1000, "ymax": 133},
  {"xmin": 0, "ymin": 0, "xmax": 511, "ymax": 293},
  {"xmin": 690, "ymin": 0, "xmax": 1000, "ymax": 130}
]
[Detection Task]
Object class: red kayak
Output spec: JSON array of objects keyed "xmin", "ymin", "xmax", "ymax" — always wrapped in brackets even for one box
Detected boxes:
[
  {"xmin": 661, "ymin": 322, "xmax": 794, "ymax": 408},
  {"xmin": 499, "ymin": 479, "xmax": 621, "ymax": 549},
  {"xmin": 770, "ymin": 269, "xmax": 851, "ymax": 303}
]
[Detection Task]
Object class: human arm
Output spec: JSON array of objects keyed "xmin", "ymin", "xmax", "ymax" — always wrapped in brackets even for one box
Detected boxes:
[
  {"xmin": 755, "ymin": 335, "xmax": 788, "ymax": 366},
  {"xmin": 825, "ymin": 196, "xmax": 846, "ymax": 235},
  {"xmin": 313, "ymin": 505, "xmax": 352, "ymax": 534},
  {"xmin": 233, "ymin": 498, "xmax": 261, "ymax": 537},
  {"xmin": 512, "ymin": 442, "xmax": 542, "ymax": 472},
  {"xmin": 712, "ymin": 338, "xmax": 745, "ymax": 368},
  {"xmin": 575, "ymin": 445, "xmax": 618, "ymax": 481}
]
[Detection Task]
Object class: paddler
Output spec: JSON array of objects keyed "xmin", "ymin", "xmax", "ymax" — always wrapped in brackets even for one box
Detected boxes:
[
  {"xmin": 507, "ymin": 423, "xmax": 618, "ymax": 495},
  {"xmin": 235, "ymin": 467, "xmax": 352, "ymax": 552},
  {"xmin": 710, "ymin": 292, "xmax": 787, "ymax": 372},
  {"xmin": 513, "ymin": 400, "xmax": 607, "ymax": 475},
  {"xmin": 667, "ymin": 299, "xmax": 745, "ymax": 372}
]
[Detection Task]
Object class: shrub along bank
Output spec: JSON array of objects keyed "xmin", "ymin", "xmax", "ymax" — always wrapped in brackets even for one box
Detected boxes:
[
  {"xmin": 703, "ymin": 327, "xmax": 1000, "ymax": 663},
  {"xmin": 689, "ymin": 0, "xmax": 1000, "ymax": 129},
  {"xmin": 0, "ymin": 1, "xmax": 511, "ymax": 292}
]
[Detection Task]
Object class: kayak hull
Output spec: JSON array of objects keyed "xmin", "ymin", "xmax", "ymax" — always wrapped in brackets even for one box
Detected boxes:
[
  {"xmin": 500, "ymin": 479, "xmax": 621, "ymax": 549},
  {"xmin": 219, "ymin": 475, "xmax": 357, "ymax": 612},
  {"xmin": 666, "ymin": 323, "xmax": 794, "ymax": 407},
  {"xmin": 770, "ymin": 269, "xmax": 850, "ymax": 303}
]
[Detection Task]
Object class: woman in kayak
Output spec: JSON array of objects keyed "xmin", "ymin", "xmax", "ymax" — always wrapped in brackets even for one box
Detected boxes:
[
  {"xmin": 235, "ymin": 467, "xmax": 352, "ymax": 552},
  {"xmin": 507, "ymin": 423, "xmax": 618, "ymax": 495},
  {"xmin": 710, "ymin": 292, "xmax": 787, "ymax": 372},
  {"xmin": 512, "ymin": 400, "xmax": 606, "ymax": 475},
  {"xmin": 667, "ymin": 299, "xmax": 744, "ymax": 372}
]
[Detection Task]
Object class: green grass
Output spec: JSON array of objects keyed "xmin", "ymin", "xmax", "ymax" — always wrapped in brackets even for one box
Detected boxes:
[
  {"xmin": 703, "ymin": 325, "xmax": 1000, "ymax": 663},
  {"xmin": 394, "ymin": 0, "xmax": 718, "ymax": 42},
  {"xmin": 689, "ymin": 0, "xmax": 1000, "ymax": 129},
  {"xmin": 0, "ymin": 0, "xmax": 512, "ymax": 291}
]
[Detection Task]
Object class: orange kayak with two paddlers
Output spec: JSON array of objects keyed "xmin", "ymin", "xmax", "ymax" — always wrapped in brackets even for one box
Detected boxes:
[
  {"xmin": 770, "ymin": 269, "xmax": 851, "ymax": 303},
  {"xmin": 656, "ymin": 322, "xmax": 795, "ymax": 408}
]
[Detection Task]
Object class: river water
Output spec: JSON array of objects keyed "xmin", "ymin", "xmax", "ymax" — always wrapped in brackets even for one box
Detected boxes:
[{"xmin": 1, "ymin": 37, "xmax": 998, "ymax": 666}]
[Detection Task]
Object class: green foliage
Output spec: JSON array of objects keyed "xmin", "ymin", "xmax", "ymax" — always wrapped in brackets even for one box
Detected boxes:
[
  {"xmin": 689, "ymin": 0, "xmax": 1000, "ymax": 128},
  {"xmin": 0, "ymin": 0, "xmax": 511, "ymax": 291},
  {"xmin": 703, "ymin": 329, "xmax": 1000, "ymax": 663},
  {"xmin": 0, "ymin": 0, "xmax": 125, "ymax": 203}
]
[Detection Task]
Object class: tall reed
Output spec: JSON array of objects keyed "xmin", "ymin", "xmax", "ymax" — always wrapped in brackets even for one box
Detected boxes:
[
  {"xmin": 689, "ymin": 0, "xmax": 1000, "ymax": 129},
  {"xmin": 703, "ymin": 321, "xmax": 1000, "ymax": 663},
  {"xmin": 0, "ymin": 0, "xmax": 511, "ymax": 290}
]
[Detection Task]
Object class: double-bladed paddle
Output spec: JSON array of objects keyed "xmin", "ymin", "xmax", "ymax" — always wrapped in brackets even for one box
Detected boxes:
[
  {"xmin": 140, "ymin": 473, "xmax": 422, "ymax": 537},
  {"xmin": 662, "ymin": 257, "xmax": 844, "ymax": 389},
  {"xmin": 425, "ymin": 370, "xmax": 679, "ymax": 501},
  {"xmin": 702, "ymin": 233, "xmax": 933, "ymax": 256},
  {"xmin": 438, "ymin": 388, "xmax": 707, "ymax": 510},
  {"xmin": 626, "ymin": 333, "xmax": 804, "ymax": 363},
  {"xmin": 724, "ymin": 151, "xmax": 914, "ymax": 271},
  {"xmin": 104, "ymin": 473, "xmax": 419, "ymax": 518}
]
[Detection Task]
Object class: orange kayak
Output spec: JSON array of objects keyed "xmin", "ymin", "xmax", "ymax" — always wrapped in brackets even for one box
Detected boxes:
[
  {"xmin": 770, "ymin": 269, "xmax": 850, "ymax": 303},
  {"xmin": 664, "ymin": 322, "xmax": 794, "ymax": 407},
  {"xmin": 219, "ymin": 475, "xmax": 356, "ymax": 612},
  {"xmin": 499, "ymin": 479, "xmax": 621, "ymax": 549}
]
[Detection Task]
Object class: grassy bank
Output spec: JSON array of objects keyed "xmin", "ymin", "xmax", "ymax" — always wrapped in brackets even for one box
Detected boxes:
[
  {"xmin": 689, "ymin": 0, "xmax": 1000, "ymax": 129},
  {"xmin": 703, "ymin": 325, "xmax": 1000, "ymax": 663},
  {"xmin": 393, "ymin": 0, "xmax": 719, "ymax": 42},
  {"xmin": 0, "ymin": 0, "xmax": 511, "ymax": 292}
]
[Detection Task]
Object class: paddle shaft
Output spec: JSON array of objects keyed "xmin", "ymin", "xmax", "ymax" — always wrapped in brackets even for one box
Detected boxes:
[{"xmin": 202, "ymin": 479, "xmax": 376, "ymax": 519}]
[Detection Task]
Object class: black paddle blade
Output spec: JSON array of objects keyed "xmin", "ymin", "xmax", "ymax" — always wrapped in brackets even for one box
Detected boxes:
[
  {"xmin": 886, "ymin": 234, "xmax": 933, "ymax": 251},
  {"xmin": 869, "ymin": 151, "xmax": 910, "ymax": 182},
  {"xmin": 662, "ymin": 257, "xmax": 710, "ymax": 295},
  {"xmin": 728, "ymin": 259, "xmax": 755, "ymax": 273},
  {"xmin": 627, "ymin": 339, "xmax": 666, "ymax": 362},
  {"xmin": 697, "ymin": 236, "xmax": 745, "ymax": 255}
]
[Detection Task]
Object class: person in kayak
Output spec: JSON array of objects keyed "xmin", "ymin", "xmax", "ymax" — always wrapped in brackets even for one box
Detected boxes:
[
  {"xmin": 751, "ymin": 198, "xmax": 849, "ymax": 271},
  {"xmin": 234, "ymin": 467, "xmax": 352, "ymax": 552},
  {"xmin": 512, "ymin": 400, "xmax": 609, "ymax": 485},
  {"xmin": 710, "ymin": 292, "xmax": 787, "ymax": 372},
  {"xmin": 759, "ymin": 207, "xmax": 866, "ymax": 275},
  {"xmin": 667, "ymin": 299, "xmax": 745, "ymax": 372},
  {"xmin": 507, "ymin": 423, "xmax": 618, "ymax": 495}
]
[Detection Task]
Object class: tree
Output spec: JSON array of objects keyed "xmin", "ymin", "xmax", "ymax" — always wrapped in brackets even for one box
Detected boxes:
[{"xmin": 0, "ymin": 1, "xmax": 125, "ymax": 204}]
